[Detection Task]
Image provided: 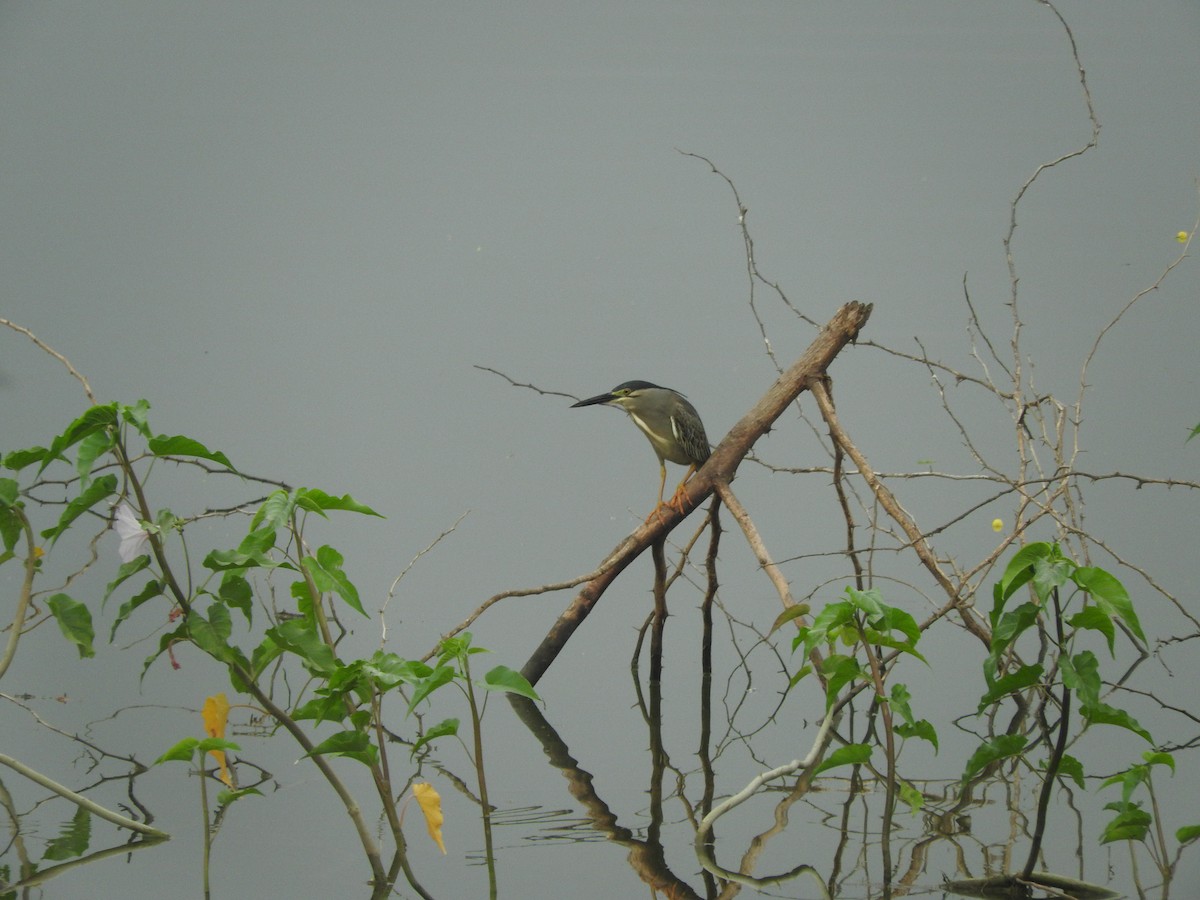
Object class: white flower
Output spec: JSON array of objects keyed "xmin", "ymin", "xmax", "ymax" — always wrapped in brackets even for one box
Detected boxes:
[{"xmin": 114, "ymin": 502, "xmax": 151, "ymax": 563}]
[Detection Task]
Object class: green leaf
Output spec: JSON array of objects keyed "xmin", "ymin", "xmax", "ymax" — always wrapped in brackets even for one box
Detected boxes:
[
  {"xmin": 895, "ymin": 719, "xmax": 939, "ymax": 753},
  {"xmin": 985, "ymin": 602, "xmax": 1041, "ymax": 682},
  {"xmin": 250, "ymin": 633, "xmax": 285, "ymax": 679},
  {"xmin": 148, "ymin": 434, "xmax": 236, "ymax": 471},
  {"xmin": 1142, "ymin": 750, "xmax": 1175, "ymax": 773},
  {"xmin": 0, "ymin": 478, "xmax": 18, "ymax": 508},
  {"xmin": 119, "ymin": 400, "xmax": 153, "ymax": 439},
  {"xmin": 406, "ymin": 664, "xmax": 457, "ymax": 716},
  {"xmin": 1057, "ymin": 753, "xmax": 1086, "ymax": 789},
  {"xmin": 821, "ymin": 654, "xmax": 863, "ymax": 709},
  {"xmin": 109, "ymin": 579, "xmax": 163, "ymax": 641},
  {"xmin": 997, "ymin": 542, "xmax": 1052, "ymax": 601},
  {"xmin": 991, "ymin": 601, "xmax": 1041, "ymax": 649},
  {"xmin": 102, "ymin": 555, "xmax": 152, "ymax": 610},
  {"xmin": 977, "ymin": 664, "xmax": 1044, "ymax": 713},
  {"xmin": 74, "ymin": 429, "xmax": 114, "ymax": 489},
  {"xmin": 793, "ymin": 600, "xmax": 855, "ymax": 658},
  {"xmin": 202, "ymin": 547, "xmax": 281, "ymax": 572},
  {"xmin": 1073, "ymin": 566, "xmax": 1145, "ymax": 643},
  {"xmin": 879, "ymin": 603, "xmax": 921, "ymax": 647},
  {"xmin": 43, "ymin": 806, "xmax": 91, "ymax": 861},
  {"xmin": 394, "ymin": 658, "xmax": 435, "ymax": 684},
  {"xmin": 0, "ymin": 506, "xmax": 20, "ymax": 557},
  {"xmin": 1061, "ymin": 651, "xmax": 1101, "ymax": 708},
  {"xmin": 295, "ymin": 488, "xmax": 383, "ymax": 518},
  {"xmin": 4, "ymin": 446, "xmax": 50, "ymax": 472},
  {"xmin": 887, "ymin": 684, "xmax": 938, "ymax": 751},
  {"xmin": 293, "ymin": 695, "xmax": 349, "ymax": 725},
  {"xmin": 1067, "ymin": 606, "xmax": 1115, "ymax": 656},
  {"xmin": 361, "ymin": 652, "xmax": 425, "ymax": 691},
  {"xmin": 0, "ymin": 489, "xmax": 23, "ymax": 557},
  {"xmin": 39, "ymin": 404, "xmax": 119, "ymax": 476},
  {"xmin": 814, "ymin": 743, "xmax": 872, "ymax": 776},
  {"xmin": 1102, "ymin": 764, "xmax": 1150, "ymax": 804},
  {"xmin": 48, "ymin": 594, "xmax": 95, "ymax": 659},
  {"xmin": 861, "ymin": 629, "xmax": 927, "ymax": 664},
  {"xmin": 238, "ymin": 525, "xmax": 279, "ymax": 557},
  {"xmin": 481, "ymin": 665, "xmax": 541, "ymax": 702},
  {"xmin": 217, "ymin": 786, "xmax": 264, "ymax": 806},
  {"xmin": 1031, "ymin": 552, "xmax": 1073, "ymax": 604},
  {"xmin": 1080, "ymin": 701, "xmax": 1153, "ymax": 744},
  {"xmin": 1177, "ymin": 824, "xmax": 1200, "ymax": 844},
  {"xmin": 411, "ymin": 718, "xmax": 460, "ymax": 757},
  {"xmin": 187, "ymin": 602, "xmax": 234, "ymax": 663},
  {"xmin": 889, "ymin": 684, "xmax": 915, "ymax": 723},
  {"xmin": 41, "ymin": 474, "xmax": 117, "ymax": 547},
  {"xmin": 438, "ymin": 633, "xmax": 474, "ymax": 664},
  {"xmin": 250, "ymin": 490, "xmax": 295, "ymax": 533},
  {"xmin": 787, "ymin": 664, "xmax": 813, "ymax": 687},
  {"xmin": 156, "ymin": 737, "xmax": 201, "ymax": 764},
  {"xmin": 1099, "ymin": 804, "xmax": 1151, "ymax": 844},
  {"xmin": 769, "ymin": 603, "xmax": 810, "ymax": 635},
  {"xmin": 305, "ymin": 730, "xmax": 378, "ymax": 767},
  {"xmin": 302, "ymin": 545, "xmax": 366, "ymax": 617},
  {"xmin": 845, "ymin": 587, "xmax": 886, "ymax": 624},
  {"xmin": 962, "ymin": 734, "xmax": 1027, "ymax": 783},
  {"xmin": 896, "ymin": 778, "xmax": 925, "ymax": 815},
  {"xmin": 218, "ymin": 574, "xmax": 254, "ymax": 623},
  {"xmin": 322, "ymin": 659, "xmax": 370, "ymax": 699},
  {"xmin": 265, "ymin": 618, "xmax": 338, "ymax": 676},
  {"xmin": 196, "ymin": 737, "xmax": 241, "ymax": 754},
  {"xmin": 847, "ymin": 589, "xmax": 923, "ymax": 658}
]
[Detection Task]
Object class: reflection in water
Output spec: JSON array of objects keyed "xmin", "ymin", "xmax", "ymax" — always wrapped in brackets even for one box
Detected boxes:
[{"xmin": 504, "ymin": 525, "xmax": 1152, "ymax": 900}]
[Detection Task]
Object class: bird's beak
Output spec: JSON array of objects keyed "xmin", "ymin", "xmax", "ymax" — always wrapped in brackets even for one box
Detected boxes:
[{"xmin": 571, "ymin": 391, "xmax": 617, "ymax": 408}]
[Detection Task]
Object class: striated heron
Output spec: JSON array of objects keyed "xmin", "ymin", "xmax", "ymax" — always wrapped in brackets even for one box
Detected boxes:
[{"xmin": 572, "ymin": 380, "xmax": 711, "ymax": 516}]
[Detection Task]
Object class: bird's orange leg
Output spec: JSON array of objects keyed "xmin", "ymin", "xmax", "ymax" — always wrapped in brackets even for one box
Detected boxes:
[
  {"xmin": 645, "ymin": 463, "xmax": 672, "ymax": 525},
  {"xmin": 666, "ymin": 464, "xmax": 699, "ymax": 516}
]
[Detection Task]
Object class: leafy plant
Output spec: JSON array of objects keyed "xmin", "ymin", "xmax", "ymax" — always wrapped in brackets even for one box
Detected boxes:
[
  {"xmin": 156, "ymin": 694, "xmax": 258, "ymax": 899},
  {"xmin": 404, "ymin": 631, "xmax": 540, "ymax": 896},
  {"xmin": 2, "ymin": 400, "xmax": 535, "ymax": 899},
  {"xmin": 786, "ymin": 586, "xmax": 936, "ymax": 869},
  {"xmin": 967, "ymin": 542, "xmax": 1152, "ymax": 883}
]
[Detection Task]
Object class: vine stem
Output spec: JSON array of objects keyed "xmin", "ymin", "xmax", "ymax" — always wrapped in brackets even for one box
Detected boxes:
[{"xmin": 1022, "ymin": 586, "xmax": 1071, "ymax": 879}]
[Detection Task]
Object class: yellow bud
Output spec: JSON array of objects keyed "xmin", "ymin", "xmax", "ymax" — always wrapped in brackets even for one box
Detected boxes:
[
  {"xmin": 1177, "ymin": 231, "xmax": 1190, "ymax": 243},
  {"xmin": 992, "ymin": 518, "xmax": 1004, "ymax": 532}
]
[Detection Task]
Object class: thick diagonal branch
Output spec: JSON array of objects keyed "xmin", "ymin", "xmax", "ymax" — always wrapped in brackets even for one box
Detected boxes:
[{"xmin": 521, "ymin": 301, "xmax": 874, "ymax": 685}]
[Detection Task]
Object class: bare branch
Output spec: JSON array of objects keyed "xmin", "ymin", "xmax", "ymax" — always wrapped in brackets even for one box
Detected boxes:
[{"xmin": 0, "ymin": 317, "xmax": 97, "ymax": 404}]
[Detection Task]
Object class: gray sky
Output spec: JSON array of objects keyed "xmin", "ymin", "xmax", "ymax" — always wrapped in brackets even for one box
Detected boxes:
[{"xmin": 3, "ymin": 3, "xmax": 1199, "ymax": 897}]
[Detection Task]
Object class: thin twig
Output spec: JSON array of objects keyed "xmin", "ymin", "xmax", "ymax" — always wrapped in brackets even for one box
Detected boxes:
[{"xmin": 0, "ymin": 318, "xmax": 97, "ymax": 404}]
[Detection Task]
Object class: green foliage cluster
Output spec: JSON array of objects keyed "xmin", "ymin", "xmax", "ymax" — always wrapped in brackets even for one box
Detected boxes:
[
  {"xmin": 1, "ymin": 401, "xmax": 538, "ymax": 898},
  {"xmin": 778, "ymin": 541, "xmax": 1197, "ymax": 891}
]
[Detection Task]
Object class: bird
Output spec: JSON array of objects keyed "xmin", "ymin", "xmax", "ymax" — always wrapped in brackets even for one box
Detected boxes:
[{"xmin": 571, "ymin": 380, "xmax": 711, "ymax": 517}]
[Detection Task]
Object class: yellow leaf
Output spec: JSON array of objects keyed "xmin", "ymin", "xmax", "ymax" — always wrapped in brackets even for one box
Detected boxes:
[
  {"xmin": 202, "ymin": 693, "xmax": 229, "ymax": 738},
  {"xmin": 413, "ymin": 782, "xmax": 446, "ymax": 854},
  {"xmin": 202, "ymin": 693, "xmax": 233, "ymax": 788}
]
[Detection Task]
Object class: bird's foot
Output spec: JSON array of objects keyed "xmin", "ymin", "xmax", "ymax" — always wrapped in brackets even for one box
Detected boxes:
[
  {"xmin": 645, "ymin": 502, "xmax": 672, "ymax": 527},
  {"xmin": 666, "ymin": 485, "xmax": 691, "ymax": 516}
]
